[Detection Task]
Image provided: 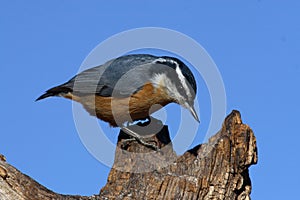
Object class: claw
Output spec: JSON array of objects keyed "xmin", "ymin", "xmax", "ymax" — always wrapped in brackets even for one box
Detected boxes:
[{"xmin": 121, "ymin": 126, "xmax": 159, "ymax": 151}]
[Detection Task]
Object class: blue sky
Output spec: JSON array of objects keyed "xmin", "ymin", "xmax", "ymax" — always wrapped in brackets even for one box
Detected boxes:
[{"xmin": 1, "ymin": 1, "xmax": 300, "ymax": 199}]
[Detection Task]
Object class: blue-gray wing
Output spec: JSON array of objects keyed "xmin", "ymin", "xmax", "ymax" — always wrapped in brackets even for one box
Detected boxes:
[{"xmin": 62, "ymin": 54, "xmax": 165, "ymax": 97}]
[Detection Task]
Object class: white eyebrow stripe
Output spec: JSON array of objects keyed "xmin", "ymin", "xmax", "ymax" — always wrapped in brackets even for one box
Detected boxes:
[
  {"xmin": 153, "ymin": 57, "xmax": 192, "ymax": 99},
  {"xmin": 152, "ymin": 58, "xmax": 167, "ymax": 63},
  {"xmin": 174, "ymin": 62, "xmax": 192, "ymax": 99}
]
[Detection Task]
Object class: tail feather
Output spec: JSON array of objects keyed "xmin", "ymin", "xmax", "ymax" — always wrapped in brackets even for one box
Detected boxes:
[{"xmin": 36, "ymin": 86, "xmax": 72, "ymax": 101}]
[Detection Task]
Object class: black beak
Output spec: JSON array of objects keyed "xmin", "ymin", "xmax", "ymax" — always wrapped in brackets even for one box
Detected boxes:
[{"xmin": 187, "ymin": 104, "xmax": 200, "ymax": 123}]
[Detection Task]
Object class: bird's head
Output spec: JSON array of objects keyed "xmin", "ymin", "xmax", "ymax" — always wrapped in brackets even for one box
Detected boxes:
[{"xmin": 150, "ymin": 56, "xmax": 200, "ymax": 123}]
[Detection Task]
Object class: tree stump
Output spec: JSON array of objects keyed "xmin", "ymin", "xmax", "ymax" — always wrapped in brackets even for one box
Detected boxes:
[{"xmin": 0, "ymin": 110, "xmax": 257, "ymax": 200}]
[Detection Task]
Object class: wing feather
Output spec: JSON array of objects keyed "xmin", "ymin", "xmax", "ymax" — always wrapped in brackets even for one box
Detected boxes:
[{"xmin": 62, "ymin": 54, "xmax": 160, "ymax": 97}]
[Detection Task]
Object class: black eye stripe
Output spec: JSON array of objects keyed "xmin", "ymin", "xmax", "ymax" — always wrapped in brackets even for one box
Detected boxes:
[
  {"xmin": 154, "ymin": 56, "xmax": 197, "ymax": 99},
  {"xmin": 172, "ymin": 78, "xmax": 188, "ymax": 100}
]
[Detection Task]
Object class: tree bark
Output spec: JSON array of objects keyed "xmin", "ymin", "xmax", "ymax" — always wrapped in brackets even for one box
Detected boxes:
[{"xmin": 0, "ymin": 110, "xmax": 257, "ymax": 200}]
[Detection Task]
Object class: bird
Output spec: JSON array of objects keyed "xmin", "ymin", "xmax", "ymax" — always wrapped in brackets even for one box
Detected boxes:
[{"xmin": 36, "ymin": 54, "xmax": 199, "ymax": 150}]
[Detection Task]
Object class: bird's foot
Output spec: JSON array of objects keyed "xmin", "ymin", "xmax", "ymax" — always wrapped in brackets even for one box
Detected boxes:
[
  {"xmin": 121, "ymin": 126, "xmax": 159, "ymax": 151},
  {"xmin": 120, "ymin": 138, "xmax": 136, "ymax": 149}
]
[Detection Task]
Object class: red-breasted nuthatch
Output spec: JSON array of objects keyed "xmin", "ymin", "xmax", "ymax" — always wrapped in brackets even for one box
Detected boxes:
[{"xmin": 36, "ymin": 54, "xmax": 199, "ymax": 149}]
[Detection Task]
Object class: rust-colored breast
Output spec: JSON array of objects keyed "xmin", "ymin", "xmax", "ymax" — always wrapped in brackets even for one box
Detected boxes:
[{"xmin": 63, "ymin": 83, "xmax": 173, "ymax": 127}]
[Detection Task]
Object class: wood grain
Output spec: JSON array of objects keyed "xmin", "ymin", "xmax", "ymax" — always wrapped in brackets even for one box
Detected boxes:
[{"xmin": 0, "ymin": 110, "xmax": 257, "ymax": 200}]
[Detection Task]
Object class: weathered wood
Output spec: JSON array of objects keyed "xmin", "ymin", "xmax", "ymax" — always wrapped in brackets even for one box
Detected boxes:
[
  {"xmin": 0, "ymin": 110, "xmax": 257, "ymax": 200},
  {"xmin": 0, "ymin": 156, "xmax": 100, "ymax": 200}
]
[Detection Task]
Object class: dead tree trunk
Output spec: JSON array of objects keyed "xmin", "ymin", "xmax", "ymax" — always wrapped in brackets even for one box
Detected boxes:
[{"xmin": 0, "ymin": 110, "xmax": 257, "ymax": 200}]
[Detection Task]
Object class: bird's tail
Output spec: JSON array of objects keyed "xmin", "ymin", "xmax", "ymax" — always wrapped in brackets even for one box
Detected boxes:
[{"xmin": 36, "ymin": 86, "xmax": 72, "ymax": 101}]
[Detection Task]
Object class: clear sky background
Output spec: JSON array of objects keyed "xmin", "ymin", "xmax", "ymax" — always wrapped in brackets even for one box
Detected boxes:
[{"xmin": 1, "ymin": 1, "xmax": 299, "ymax": 199}]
